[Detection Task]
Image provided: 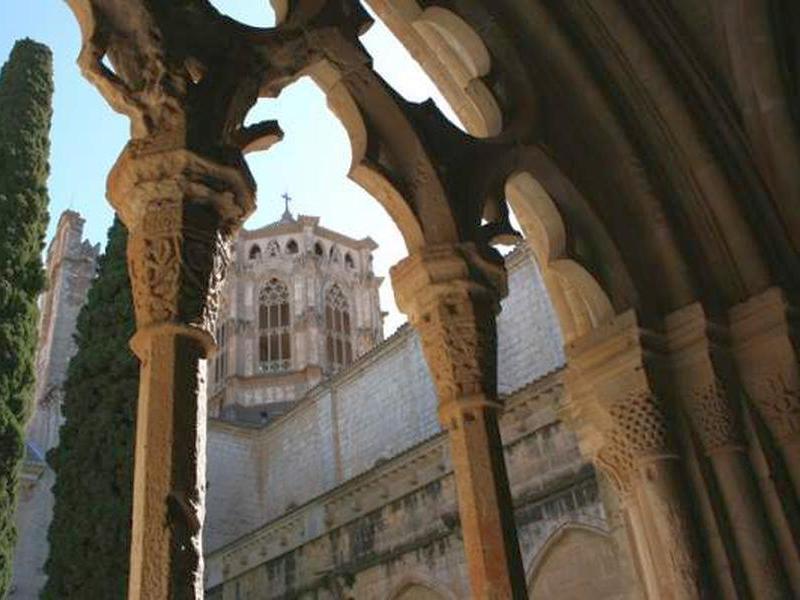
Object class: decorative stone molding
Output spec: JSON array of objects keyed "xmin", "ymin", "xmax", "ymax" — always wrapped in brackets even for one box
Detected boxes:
[
  {"xmin": 391, "ymin": 243, "xmax": 506, "ymax": 419},
  {"xmin": 729, "ymin": 288, "xmax": 800, "ymax": 490},
  {"xmin": 663, "ymin": 303, "xmax": 745, "ymax": 455},
  {"xmin": 685, "ymin": 379, "xmax": 743, "ymax": 453},
  {"xmin": 663, "ymin": 302, "xmax": 790, "ymax": 598},
  {"xmin": 563, "ymin": 310, "xmax": 706, "ymax": 599},
  {"xmin": 755, "ymin": 376, "xmax": 800, "ymax": 441},
  {"xmin": 594, "ymin": 389, "xmax": 672, "ymax": 495}
]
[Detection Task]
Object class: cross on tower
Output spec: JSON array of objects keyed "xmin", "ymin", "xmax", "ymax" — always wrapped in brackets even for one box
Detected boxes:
[{"xmin": 281, "ymin": 192, "xmax": 293, "ymax": 221}]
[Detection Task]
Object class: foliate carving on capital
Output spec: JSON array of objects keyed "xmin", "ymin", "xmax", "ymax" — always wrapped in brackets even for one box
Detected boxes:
[
  {"xmin": 391, "ymin": 244, "xmax": 507, "ymax": 414},
  {"xmin": 181, "ymin": 220, "xmax": 230, "ymax": 333},
  {"xmin": 128, "ymin": 198, "xmax": 182, "ymax": 326},
  {"xmin": 414, "ymin": 289, "xmax": 499, "ymax": 409},
  {"xmin": 596, "ymin": 389, "xmax": 673, "ymax": 494},
  {"xmin": 128, "ymin": 198, "xmax": 232, "ymax": 336}
]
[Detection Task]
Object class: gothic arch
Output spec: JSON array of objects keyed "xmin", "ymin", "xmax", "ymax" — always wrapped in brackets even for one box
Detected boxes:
[
  {"xmin": 387, "ymin": 574, "xmax": 458, "ymax": 600},
  {"xmin": 526, "ymin": 523, "xmax": 625, "ymax": 600},
  {"xmin": 305, "ymin": 58, "xmax": 438, "ymax": 252},
  {"xmin": 323, "ymin": 282, "xmax": 353, "ymax": 372},
  {"xmin": 361, "ymin": 0, "xmax": 799, "ymax": 316},
  {"xmin": 258, "ymin": 277, "xmax": 292, "ymax": 373},
  {"xmin": 504, "ymin": 170, "xmax": 613, "ymax": 344}
]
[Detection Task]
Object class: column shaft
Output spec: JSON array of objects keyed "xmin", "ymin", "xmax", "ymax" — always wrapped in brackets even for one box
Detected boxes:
[
  {"xmin": 392, "ymin": 245, "xmax": 527, "ymax": 599},
  {"xmin": 107, "ymin": 147, "xmax": 252, "ymax": 600},
  {"xmin": 129, "ymin": 331, "xmax": 208, "ymax": 599},
  {"xmin": 444, "ymin": 404, "xmax": 526, "ymax": 599},
  {"xmin": 664, "ymin": 303, "xmax": 788, "ymax": 598},
  {"xmin": 729, "ymin": 288, "xmax": 800, "ymax": 497}
]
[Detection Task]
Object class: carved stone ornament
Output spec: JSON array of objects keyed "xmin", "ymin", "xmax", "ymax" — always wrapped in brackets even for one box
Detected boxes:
[
  {"xmin": 686, "ymin": 379, "xmax": 744, "ymax": 453},
  {"xmin": 107, "ymin": 147, "xmax": 256, "ymax": 354},
  {"xmin": 754, "ymin": 374, "xmax": 800, "ymax": 441},
  {"xmin": 391, "ymin": 243, "xmax": 507, "ymax": 415},
  {"xmin": 596, "ymin": 389, "xmax": 674, "ymax": 494}
]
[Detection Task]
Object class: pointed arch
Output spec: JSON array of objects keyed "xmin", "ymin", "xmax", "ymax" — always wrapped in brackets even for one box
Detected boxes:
[
  {"xmin": 526, "ymin": 523, "xmax": 625, "ymax": 599},
  {"xmin": 324, "ymin": 282, "xmax": 353, "ymax": 373},
  {"xmin": 387, "ymin": 574, "xmax": 458, "ymax": 600},
  {"xmin": 258, "ymin": 277, "xmax": 291, "ymax": 373}
]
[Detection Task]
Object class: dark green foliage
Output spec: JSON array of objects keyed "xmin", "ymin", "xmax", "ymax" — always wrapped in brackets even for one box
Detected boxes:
[
  {"xmin": 44, "ymin": 219, "xmax": 138, "ymax": 599},
  {"xmin": 0, "ymin": 39, "xmax": 52, "ymax": 596}
]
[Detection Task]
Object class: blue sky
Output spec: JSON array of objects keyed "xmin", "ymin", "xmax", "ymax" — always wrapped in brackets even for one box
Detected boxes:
[{"xmin": 1, "ymin": 1, "xmax": 459, "ymax": 334}]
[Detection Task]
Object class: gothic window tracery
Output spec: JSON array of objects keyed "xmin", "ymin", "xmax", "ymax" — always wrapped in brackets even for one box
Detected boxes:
[
  {"xmin": 213, "ymin": 321, "xmax": 229, "ymax": 385},
  {"xmin": 266, "ymin": 240, "xmax": 280, "ymax": 257},
  {"xmin": 345, "ymin": 252, "xmax": 355, "ymax": 269},
  {"xmin": 286, "ymin": 239, "xmax": 299, "ymax": 254},
  {"xmin": 258, "ymin": 278, "xmax": 291, "ymax": 373},
  {"xmin": 314, "ymin": 242, "xmax": 324, "ymax": 257},
  {"xmin": 325, "ymin": 283, "xmax": 353, "ymax": 373},
  {"xmin": 249, "ymin": 245, "xmax": 261, "ymax": 260}
]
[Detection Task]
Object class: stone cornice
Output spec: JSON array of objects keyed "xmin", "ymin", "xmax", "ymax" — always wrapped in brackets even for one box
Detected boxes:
[{"xmin": 240, "ymin": 215, "xmax": 377, "ymax": 252}]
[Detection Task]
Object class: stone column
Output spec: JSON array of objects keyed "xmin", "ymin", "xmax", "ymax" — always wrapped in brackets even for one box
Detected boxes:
[
  {"xmin": 729, "ymin": 288, "xmax": 800, "ymax": 497},
  {"xmin": 108, "ymin": 147, "xmax": 255, "ymax": 600},
  {"xmin": 664, "ymin": 303, "xmax": 788, "ymax": 598},
  {"xmin": 562, "ymin": 311, "xmax": 706, "ymax": 600},
  {"xmin": 392, "ymin": 244, "xmax": 527, "ymax": 600}
]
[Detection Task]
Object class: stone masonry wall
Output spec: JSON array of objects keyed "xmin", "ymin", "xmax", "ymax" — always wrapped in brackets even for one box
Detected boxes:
[{"xmin": 205, "ymin": 374, "xmax": 634, "ymax": 599}]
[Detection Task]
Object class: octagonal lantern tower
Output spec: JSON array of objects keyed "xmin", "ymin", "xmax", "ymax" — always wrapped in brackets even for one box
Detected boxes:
[{"xmin": 207, "ymin": 203, "xmax": 385, "ymax": 423}]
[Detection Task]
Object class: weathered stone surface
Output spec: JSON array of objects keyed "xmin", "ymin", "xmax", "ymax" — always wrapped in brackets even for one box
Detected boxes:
[
  {"xmin": 12, "ymin": 213, "xmax": 99, "ymax": 599},
  {"xmin": 205, "ymin": 373, "xmax": 632, "ymax": 600}
]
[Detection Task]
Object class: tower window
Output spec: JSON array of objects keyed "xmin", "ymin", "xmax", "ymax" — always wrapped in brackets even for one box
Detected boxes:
[
  {"xmin": 286, "ymin": 239, "xmax": 299, "ymax": 254},
  {"xmin": 345, "ymin": 253, "xmax": 355, "ymax": 269},
  {"xmin": 325, "ymin": 284, "xmax": 353, "ymax": 373},
  {"xmin": 314, "ymin": 242, "xmax": 324, "ymax": 256},
  {"xmin": 213, "ymin": 321, "xmax": 229, "ymax": 385},
  {"xmin": 266, "ymin": 240, "xmax": 280, "ymax": 257},
  {"xmin": 249, "ymin": 245, "xmax": 261, "ymax": 260},
  {"xmin": 258, "ymin": 278, "xmax": 291, "ymax": 373}
]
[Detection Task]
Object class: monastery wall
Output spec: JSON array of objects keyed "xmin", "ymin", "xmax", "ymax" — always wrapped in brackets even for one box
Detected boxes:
[{"xmin": 205, "ymin": 375, "xmax": 637, "ymax": 599}]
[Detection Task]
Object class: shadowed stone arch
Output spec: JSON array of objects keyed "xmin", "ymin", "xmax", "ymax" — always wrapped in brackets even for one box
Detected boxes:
[
  {"xmin": 526, "ymin": 523, "xmax": 626, "ymax": 600},
  {"xmin": 387, "ymin": 574, "xmax": 458, "ymax": 600},
  {"xmin": 504, "ymin": 170, "xmax": 614, "ymax": 344}
]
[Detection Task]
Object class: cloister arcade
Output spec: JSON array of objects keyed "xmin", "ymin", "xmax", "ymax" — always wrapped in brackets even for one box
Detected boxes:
[{"xmin": 62, "ymin": 0, "xmax": 800, "ymax": 598}]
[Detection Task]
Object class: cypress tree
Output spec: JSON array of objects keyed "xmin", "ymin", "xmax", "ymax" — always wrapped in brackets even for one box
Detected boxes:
[
  {"xmin": 44, "ymin": 219, "xmax": 138, "ymax": 599},
  {"xmin": 0, "ymin": 39, "xmax": 53, "ymax": 596}
]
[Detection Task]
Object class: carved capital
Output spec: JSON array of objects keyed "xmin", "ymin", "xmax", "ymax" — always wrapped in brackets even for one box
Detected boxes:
[
  {"xmin": 563, "ymin": 311, "xmax": 677, "ymax": 493},
  {"xmin": 664, "ymin": 303, "xmax": 745, "ymax": 454},
  {"xmin": 391, "ymin": 244, "xmax": 507, "ymax": 417},
  {"xmin": 109, "ymin": 147, "xmax": 255, "ymax": 356},
  {"xmin": 730, "ymin": 288, "xmax": 800, "ymax": 443},
  {"xmin": 684, "ymin": 379, "xmax": 744, "ymax": 452},
  {"xmin": 596, "ymin": 389, "xmax": 674, "ymax": 494}
]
